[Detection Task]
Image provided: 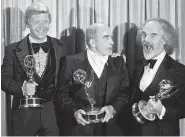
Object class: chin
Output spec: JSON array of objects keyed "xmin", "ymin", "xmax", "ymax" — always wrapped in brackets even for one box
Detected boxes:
[
  {"xmin": 37, "ymin": 35, "xmax": 47, "ymax": 40},
  {"xmin": 108, "ymin": 50, "xmax": 113, "ymax": 55},
  {"xmin": 35, "ymin": 33, "xmax": 47, "ymax": 38},
  {"xmin": 144, "ymin": 53, "xmax": 154, "ymax": 60},
  {"xmin": 101, "ymin": 52, "xmax": 111, "ymax": 56}
]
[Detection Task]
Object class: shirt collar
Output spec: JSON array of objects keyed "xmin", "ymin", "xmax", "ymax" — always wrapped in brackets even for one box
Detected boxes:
[
  {"xmin": 87, "ymin": 48, "xmax": 108, "ymax": 60},
  {"xmin": 147, "ymin": 50, "xmax": 166, "ymax": 70},
  {"xmin": 87, "ymin": 48, "xmax": 109, "ymax": 78}
]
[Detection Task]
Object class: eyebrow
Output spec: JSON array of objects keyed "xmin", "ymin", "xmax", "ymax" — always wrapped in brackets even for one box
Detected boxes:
[
  {"xmin": 141, "ymin": 31, "xmax": 158, "ymax": 35},
  {"xmin": 103, "ymin": 35, "xmax": 110, "ymax": 38},
  {"xmin": 151, "ymin": 33, "xmax": 157, "ymax": 35}
]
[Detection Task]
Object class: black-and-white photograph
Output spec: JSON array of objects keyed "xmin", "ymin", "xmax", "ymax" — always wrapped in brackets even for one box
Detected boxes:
[{"xmin": 1, "ymin": 0, "xmax": 185, "ymax": 136}]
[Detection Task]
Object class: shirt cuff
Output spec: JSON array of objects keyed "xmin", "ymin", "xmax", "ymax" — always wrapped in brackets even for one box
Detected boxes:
[{"xmin": 157, "ymin": 106, "xmax": 166, "ymax": 119}]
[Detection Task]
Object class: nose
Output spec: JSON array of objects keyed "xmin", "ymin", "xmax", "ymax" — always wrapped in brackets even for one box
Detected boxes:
[
  {"xmin": 38, "ymin": 22, "xmax": 45, "ymax": 28},
  {"xmin": 143, "ymin": 35, "xmax": 151, "ymax": 42},
  {"xmin": 109, "ymin": 38, "xmax": 114, "ymax": 45}
]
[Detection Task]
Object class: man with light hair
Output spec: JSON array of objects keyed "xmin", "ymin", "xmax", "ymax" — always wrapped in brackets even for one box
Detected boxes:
[{"xmin": 1, "ymin": 2, "xmax": 65, "ymax": 136}]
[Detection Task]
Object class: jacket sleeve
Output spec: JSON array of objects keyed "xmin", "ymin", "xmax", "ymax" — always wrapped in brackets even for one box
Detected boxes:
[
  {"xmin": 55, "ymin": 56, "xmax": 80, "ymax": 112},
  {"xmin": 1, "ymin": 46, "xmax": 24, "ymax": 97},
  {"xmin": 109, "ymin": 57, "xmax": 130, "ymax": 113},
  {"xmin": 162, "ymin": 68, "xmax": 185, "ymax": 121}
]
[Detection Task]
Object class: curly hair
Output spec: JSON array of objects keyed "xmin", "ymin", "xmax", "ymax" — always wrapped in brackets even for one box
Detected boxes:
[{"xmin": 137, "ymin": 18, "xmax": 177, "ymax": 55}]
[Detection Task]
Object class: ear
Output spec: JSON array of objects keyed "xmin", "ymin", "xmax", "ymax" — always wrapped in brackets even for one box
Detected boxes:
[{"xmin": 90, "ymin": 39, "xmax": 96, "ymax": 48}]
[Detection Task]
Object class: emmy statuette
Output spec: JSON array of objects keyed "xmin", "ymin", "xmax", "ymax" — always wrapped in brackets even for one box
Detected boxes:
[
  {"xmin": 73, "ymin": 69, "xmax": 105, "ymax": 123},
  {"xmin": 132, "ymin": 79, "xmax": 178, "ymax": 124},
  {"xmin": 19, "ymin": 55, "xmax": 44, "ymax": 108}
]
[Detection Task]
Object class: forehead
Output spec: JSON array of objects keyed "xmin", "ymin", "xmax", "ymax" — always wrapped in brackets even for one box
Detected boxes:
[
  {"xmin": 96, "ymin": 25, "xmax": 111, "ymax": 36},
  {"xmin": 142, "ymin": 21, "xmax": 162, "ymax": 34},
  {"xmin": 30, "ymin": 13, "xmax": 49, "ymax": 20}
]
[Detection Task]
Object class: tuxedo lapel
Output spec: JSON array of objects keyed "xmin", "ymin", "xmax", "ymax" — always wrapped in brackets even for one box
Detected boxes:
[
  {"xmin": 130, "ymin": 61, "xmax": 144, "ymax": 102},
  {"xmin": 135, "ymin": 63, "xmax": 145, "ymax": 87},
  {"xmin": 144, "ymin": 55, "xmax": 174, "ymax": 95},
  {"xmin": 144, "ymin": 63, "xmax": 166, "ymax": 95},
  {"xmin": 15, "ymin": 36, "xmax": 30, "ymax": 74},
  {"xmin": 74, "ymin": 51, "xmax": 90, "ymax": 72},
  {"xmin": 106, "ymin": 57, "xmax": 117, "ymax": 102},
  {"xmin": 73, "ymin": 51, "xmax": 97, "ymax": 104},
  {"xmin": 50, "ymin": 37, "xmax": 62, "ymax": 79}
]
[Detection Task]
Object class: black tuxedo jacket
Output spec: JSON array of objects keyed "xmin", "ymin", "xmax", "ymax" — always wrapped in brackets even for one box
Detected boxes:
[
  {"xmin": 55, "ymin": 51, "xmax": 130, "ymax": 135},
  {"xmin": 1, "ymin": 35, "xmax": 64, "ymax": 109},
  {"xmin": 129, "ymin": 54, "xmax": 185, "ymax": 136}
]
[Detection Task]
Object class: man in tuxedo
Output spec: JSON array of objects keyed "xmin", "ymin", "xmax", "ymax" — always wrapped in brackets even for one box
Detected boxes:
[
  {"xmin": 55, "ymin": 23, "xmax": 130, "ymax": 136},
  {"xmin": 1, "ymin": 2, "xmax": 65, "ymax": 136},
  {"xmin": 127, "ymin": 18, "xmax": 185, "ymax": 136}
]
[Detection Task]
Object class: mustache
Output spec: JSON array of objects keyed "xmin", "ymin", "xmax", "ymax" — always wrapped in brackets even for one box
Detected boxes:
[{"xmin": 142, "ymin": 41, "xmax": 152, "ymax": 46}]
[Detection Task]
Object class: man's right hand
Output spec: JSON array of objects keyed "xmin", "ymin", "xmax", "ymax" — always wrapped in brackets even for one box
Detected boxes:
[
  {"xmin": 22, "ymin": 81, "xmax": 38, "ymax": 96},
  {"xmin": 74, "ymin": 109, "xmax": 90, "ymax": 126}
]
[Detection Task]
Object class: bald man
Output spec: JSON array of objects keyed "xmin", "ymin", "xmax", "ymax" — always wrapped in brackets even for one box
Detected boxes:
[{"xmin": 55, "ymin": 23, "xmax": 130, "ymax": 136}]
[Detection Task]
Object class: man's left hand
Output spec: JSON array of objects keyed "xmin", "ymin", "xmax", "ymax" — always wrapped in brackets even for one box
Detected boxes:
[
  {"xmin": 147, "ymin": 98, "xmax": 164, "ymax": 115},
  {"xmin": 111, "ymin": 53, "xmax": 126, "ymax": 62},
  {"xmin": 100, "ymin": 105, "xmax": 115, "ymax": 123}
]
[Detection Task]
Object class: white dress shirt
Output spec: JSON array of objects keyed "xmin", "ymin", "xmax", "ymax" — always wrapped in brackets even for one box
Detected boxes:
[
  {"xmin": 139, "ymin": 50, "xmax": 166, "ymax": 119},
  {"xmin": 29, "ymin": 35, "xmax": 48, "ymax": 77},
  {"xmin": 140, "ymin": 50, "xmax": 166, "ymax": 92},
  {"xmin": 87, "ymin": 48, "xmax": 108, "ymax": 78}
]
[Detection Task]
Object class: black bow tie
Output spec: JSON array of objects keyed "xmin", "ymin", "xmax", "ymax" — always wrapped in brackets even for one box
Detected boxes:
[
  {"xmin": 31, "ymin": 42, "xmax": 50, "ymax": 53},
  {"xmin": 143, "ymin": 59, "xmax": 157, "ymax": 69}
]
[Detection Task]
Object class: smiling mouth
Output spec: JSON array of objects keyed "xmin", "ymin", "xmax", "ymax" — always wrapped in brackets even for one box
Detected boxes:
[{"xmin": 37, "ymin": 31, "xmax": 45, "ymax": 33}]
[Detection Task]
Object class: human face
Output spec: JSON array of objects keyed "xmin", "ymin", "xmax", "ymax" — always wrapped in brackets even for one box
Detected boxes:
[
  {"xmin": 94, "ymin": 25, "xmax": 114, "ymax": 56},
  {"xmin": 27, "ymin": 13, "xmax": 50, "ymax": 41},
  {"xmin": 141, "ymin": 21, "xmax": 165, "ymax": 60}
]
